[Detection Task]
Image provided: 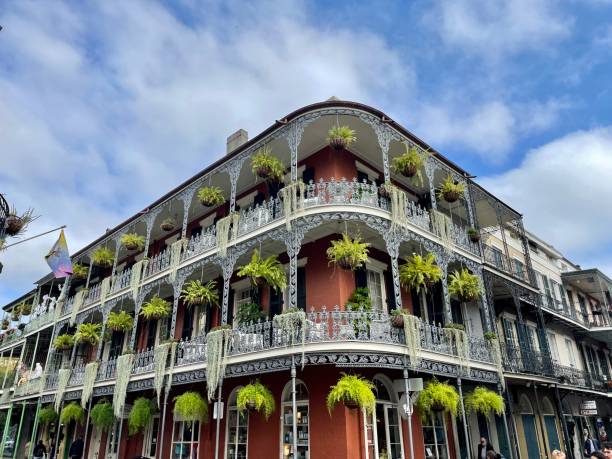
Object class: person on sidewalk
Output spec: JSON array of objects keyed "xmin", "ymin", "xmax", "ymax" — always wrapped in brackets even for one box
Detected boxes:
[
  {"xmin": 585, "ymin": 432, "xmax": 601, "ymax": 457},
  {"xmin": 68, "ymin": 435, "xmax": 84, "ymax": 459},
  {"xmin": 32, "ymin": 440, "xmax": 47, "ymax": 459},
  {"xmin": 477, "ymin": 437, "xmax": 494, "ymax": 459}
]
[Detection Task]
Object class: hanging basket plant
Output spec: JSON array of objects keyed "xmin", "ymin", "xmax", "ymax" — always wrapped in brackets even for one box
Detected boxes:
[
  {"xmin": 399, "ymin": 253, "xmax": 442, "ymax": 294},
  {"xmin": 90, "ymin": 400, "xmax": 114, "ymax": 431},
  {"xmin": 464, "ymin": 387, "xmax": 505, "ymax": 416},
  {"xmin": 54, "ymin": 334, "xmax": 75, "ymax": 351},
  {"xmin": 237, "ymin": 249, "xmax": 287, "ymax": 291},
  {"xmin": 19, "ymin": 303, "xmax": 32, "ymax": 316},
  {"xmin": 140, "ymin": 296, "xmax": 171, "ymax": 320},
  {"xmin": 5, "ymin": 208, "xmax": 36, "ymax": 237},
  {"xmin": 415, "ymin": 380, "xmax": 459, "ymax": 419},
  {"xmin": 467, "ymin": 228, "xmax": 480, "ymax": 243},
  {"xmin": 60, "ymin": 402, "xmax": 85, "ymax": 425},
  {"xmin": 251, "ymin": 146, "xmax": 285, "ymax": 182},
  {"xmin": 326, "ymin": 373, "xmax": 375, "ymax": 414},
  {"xmin": 180, "ymin": 280, "xmax": 219, "ymax": 308},
  {"xmin": 107, "ymin": 310, "xmax": 134, "ymax": 332},
  {"xmin": 448, "ymin": 268, "xmax": 481, "ymax": 302},
  {"xmin": 160, "ymin": 217, "xmax": 177, "ymax": 232},
  {"xmin": 236, "ymin": 382, "xmax": 275, "ymax": 420},
  {"xmin": 120, "ymin": 233, "xmax": 145, "ymax": 251},
  {"xmin": 128, "ymin": 397, "xmax": 155, "ymax": 435},
  {"xmin": 11, "ymin": 306, "xmax": 20, "ymax": 322},
  {"xmin": 38, "ymin": 406, "xmax": 58, "ymax": 426},
  {"xmin": 390, "ymin": 308, "xmax": 411, "ymax": 328},
  {"xmin": 92, "ymin": 247, "xmax": 114, "ymax": 268},
  {"xmin": 72, "ymin": 263, "xmax": 89, "ymax": 280},
  {"xmin": 75, "ymin": 323, "xmax": 102, "ymax": 346},
  {"xmin": 437, "ymin": 175, "xmax": 466, "ymax": 203},
  {"xmin": 1, "ymin": 319, "xmax": 9, "ymax": 330},
  {"xmin": 197, "ymin": 186, "xmax": 225, "ymax": 207},
  {"xmin": 327, "ymin": 125, "xmax": 357, "ymax": 150},
  {"xmin": 173, "ymin": 391, "xmax": 208, "ymax": 422},
  {"xmin": 391, "ymin": 144, "xmax": 427, "ymax": 178},
  {"xmin": 326, "ymin": 233, "xmax": 370, "ymax": 271}
]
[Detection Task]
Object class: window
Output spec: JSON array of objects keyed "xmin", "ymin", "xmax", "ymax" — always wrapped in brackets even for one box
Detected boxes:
[
  {"xmin": 547, "ymin": 333, "xmax": 559, "ymax": 363},
  {"xmin": 565, "ymin": 339, "xmax": 576, "ymax": 367},
  {"xmin": 106, "ymin": 420, "xmax": 121, "ymax": 459},
  {"xmin": 365, "ymin": 376, "xmax": 404, "ymax": 459},
  {"xmin": 280, "ymin": 381, "xmax": 309, "ymax": 459},
  {"xmin": 367, "ymin": 268, "xmax": 385, "ymax": 312},
  {"xmin": 422, "ymin": 412, "xmax": 449, "ymax": 459},
  {"xmin": 172, "ymin": 420, "xmax": 200, "ymax": 459},
  {"xmin": 527, "ymin": 326, "xmax": 540, "ymax": 352},
  {"xmin": 232, "ymin": 279, "xmax": 256, "ymax": 323},
  {"xmin": 491, "ymin": 247, "xmax": 504, "ymax": 270},
  {"xmin": 513, "ymin": 259, "xmax": 525, "ymax": 278},
  {"xmin": 226, "ymin": 388, "xmax": 248, "ymax": 459},
  {"xmin": 142, "ymin": 415, "xmax": 160, "ymax": 458}
]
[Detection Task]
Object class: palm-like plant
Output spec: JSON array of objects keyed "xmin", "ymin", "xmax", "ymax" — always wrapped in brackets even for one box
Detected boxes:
[
  {"xmin": 448, "ymin": 268, "xmax": 481, "ymax": 302},
  {"xmin": 140, "ymin": 296, "xmax": 171, "ymax": 320},
  {"xmin": 5, "ymin": 207, "xmax": 37, "ymax": 237},
  {"xmin": 237, "ymin": 250, "xmax": 287, "ymax": 291},
  {"xmin": 38, "ymin": 406, "xmax": 58, "ymax": 426},
  {"xmin": 326, "ymin": 233, "xmax": 370, "ymax": 270},
  {"xmin": 180, "ymin": 280, "xmax": 219, "ymax": 308},
  {"xmin": 235, "ymin": 303, "xmax": 266, "ymax": 326},
  {"xmin": 236, "ymin": 382, "xmax": 275, "ymax": 420},
  {"xmin": 107, "ymin": 311, "xmax": 134, "ymax": 332},
  {"xmin": 327, "ymin": 125, "xmax": 357, "ymax": 150},
  {"xmin": 197, "ymin": 186, "xmax": 225, "ymax": 207},
  {"xmin": 120, "ymin": 233, "xmax": 145, "ymax": 251},
  {"xmin": 399, "ymin": 253, "xmax": 442, "ymax": 293},
  {"xmin": 75, "ymin": 323, "xmax": 102, "ymax": 346},
  {"xmin": 326, "ymin": 373, "xmax": 375, "ymax": 415}
]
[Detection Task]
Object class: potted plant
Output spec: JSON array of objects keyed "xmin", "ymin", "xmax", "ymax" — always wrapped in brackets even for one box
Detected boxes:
[
  {"xmin": 54, "ymin": 334, "xmax": 75, "ymax": 351},
  {"xmin": 467, "ymin": 228, "xmax": 480, "ymax": 243},
  {"xmin": 345, "ymin": 287, "xmax": 372, "ymax": 312},
  {"xmin": 444, "ymin": 322, "xmax": 465, "ymax": 332},
  {"xmin": 60, "ymin": 402, "xmax": 85, "ymax": 425},
  {"xmin": 197, "ymin": 186, "xmax": 225, "ymax": 207},
  {"xmin": 390, "ymin": 308, "xmax": 412, "ymax": 328},
  {"xmin": 72, "ymin": 263, "xmax": 88, "ymax": 280},
  {"xmin": 37, "ymin": 406, "xmax": 58, "ymax": 426},
  {"xmin": 5, "ymin": 208, "xmax": 36, "ymax": 237},
  {"xmin": 106, "ymin": 311, "xmax": 134, "ymax": 332},
  {"xmin": 326, "ymin": 233, "xmax": 370, "ymax": 271},
  {"xmin": 140, "ymin": 296, "xmax": 171, "ymax": 320},
  {"xmin": 1, "ymin": 319, "xmax": 9, "ymax": 330},
  {"xmin": 326, "ymin": 373, "xmax": 375, "ymax": 414},
  {"xmin": 437, "ymin": 175, "xmax": 466, "ymax": 203},
  {"xmin": 19, "ymin": 303, "xmax": 32, "ymax": 317},
  {"xmin": 90, "ymin": 400, "xmax": 114, "ymax": 431},
  {"xmin": 180, "ymin": 280, "xmax": 219, "ymax": 308},
  {"xmin": 415, "ymin": 380, "xmax": 459, "ymax": 419},
  {"xmin": 327, "ymin": 125, "xmax": 357, "ymax": 150},
  {"xmin": 391, "ymin": 145, "xmax": 426, "ymax": 178},
  {"xmin": 483, "ymin": 332, "xmax": 497, "ymax": 341},
  {"xmin": 236, "ymin": 381, "xmax": 275, "ymax": 419},
  {"xmin": 235, "ymin": 303, "xmax": 266, "ymax": 327},
  {"xmin": 448, "ymin": 268, "xmax": 481, "ymax": 302},
  {"xmin": 75, "ymin": 323, "xmax": 102, "ymax": 346},
  {"xmin": 237, "ymin": 249, "xmax": 287, "ymax": 291},
  {"xmin": 160, "ymin": 217, "xmax": 177, "ymax": 232},
  {"xmin": 92, "ymin": 247, "xmax": 114, "ymax": 268},
  {"xmin": 251, "ymin": 146, "xmax": 285, "ymax": 182},
  {"xmin": 128, "ymin": 397, "xmax": 155, "ymax": 435},
  {"xmin": 399, "ymin": 253, "xmax": 442, "ymax": 294},
  {"xmin": 173, "ymin": 391, "xmax": 208, "ymax": 422},
  {"xmin": 464, "ymin": 387, "xmax": 505, "ymax": 416},
  {"xmin": 120, "ymin": 233, "xmax": 145, "ymax": 251},
  {"xmin": 11, "ymin": 306, "xmax": 20, "ymax": 322}
]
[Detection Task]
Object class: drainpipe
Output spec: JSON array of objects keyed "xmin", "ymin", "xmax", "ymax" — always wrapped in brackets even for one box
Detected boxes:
[
  {"xmin": 533, "ymin": 384, "xmax": 549, "ymax": 459},
  {"xmin": 158, "ymin": 388, "xmax": 170, "ymax": 459},
  {"xmin": 291, "ymin": 357, "xmax": 298, "ymax": 459},
  {"xmin": 554, "ymin": 384, "xmax": 574, "ymax": 459},
  {"xmin": 457, "ymin": 377, "xmax": 471, "ymax": 459},
  {"xmin": 403, "ymin": 367, "xmax": 414, "ymax": 459},
  {"xmin": 214, "ymin": 381, "xmax": 223, "ymax": 459},
  {"xmin": 497, "ymin": 384, "xmax": 514, "ymax": 459}
]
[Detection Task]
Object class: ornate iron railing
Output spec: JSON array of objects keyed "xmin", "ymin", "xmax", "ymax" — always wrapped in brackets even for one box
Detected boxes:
[{"xmin": 501, "ymin": 343, "xmax": 554, "ymax": 376}]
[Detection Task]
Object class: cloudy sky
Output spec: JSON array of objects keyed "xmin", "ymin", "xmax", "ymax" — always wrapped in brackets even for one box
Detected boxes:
[{"xmin": 1, "ymin": 0, "xmax": 611, "ymax": 304}]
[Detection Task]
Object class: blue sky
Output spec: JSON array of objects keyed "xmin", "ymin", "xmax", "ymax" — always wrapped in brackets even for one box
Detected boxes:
[{"xmin": 1, "ymin": 0, "xmax": 612, "ymax": 304}]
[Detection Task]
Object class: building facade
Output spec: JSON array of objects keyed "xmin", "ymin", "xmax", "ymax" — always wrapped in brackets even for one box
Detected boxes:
[{"xmin": 0, "ymin": 100, "xmax": 610, "ymax": 459}]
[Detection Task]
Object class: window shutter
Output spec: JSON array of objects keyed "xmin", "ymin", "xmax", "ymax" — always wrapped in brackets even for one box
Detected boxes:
[
  {"xmin": 226, "ymin": 288, "xmax": 234, "ymax": 327},
  {"xmin": 297, "ymin": 267, "xmax": 306, "ymax": 310},
  {"xmin": 411, "ymin": 289, "xmax": 421, "ymax": 318},
  {"xmin": 269, "ymin": 288, "xmax": 284, "ymax": 318},
  {"xmin": 254, "ymin": 191, "xmax": 266, "ymax": 206},
  {"xmin": 384, "ymin": 270, "xmax": 394, "ymax": 312},
  {"xmin": 450, "ymin": 299, "xmax": 464, "ymax": 325},
  {"xmin": 205, "ymin": 305, "xmax": 213, "ymax": 334},
  {"xmin": 181, "ymin": 306, "xmax": 194, "ymax": 341},
  {"xmin": 302, "ymin": 167, "xmax": 315, "ymax": 184},
  {"xmin": 354, "ymin": 266, "xmax": 367, "ymax": 289}
]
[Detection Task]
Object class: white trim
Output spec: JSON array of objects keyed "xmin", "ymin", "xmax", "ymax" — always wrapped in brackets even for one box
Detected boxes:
[
  {"xmin": 198, "ymin": 214, "xmax": 215, "ymax": 228},
  {"xmin": 366, "ymin": 259, "xmax": 387, "ymax": 272},
  {"xmin": 231, "ymin": 278, "xmax": 252, "ymax": 291},
  {"xmin": 236, "ymin": 191, "xmax": 257, "ymax": 208},
  {"xmin": 355, "ymin": 161, "xmax": 380, "ymax": 180}
]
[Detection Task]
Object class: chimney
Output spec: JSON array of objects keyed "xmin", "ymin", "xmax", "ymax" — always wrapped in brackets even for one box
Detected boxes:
[{"xmin": 226, "ymin": 129, "xmax": 248, "ymax": 155}]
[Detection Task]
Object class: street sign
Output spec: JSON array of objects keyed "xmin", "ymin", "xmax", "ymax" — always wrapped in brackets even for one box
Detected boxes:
[{"xmin": 580, "ymin": 400, "xmax": 597, "ymax": 416}]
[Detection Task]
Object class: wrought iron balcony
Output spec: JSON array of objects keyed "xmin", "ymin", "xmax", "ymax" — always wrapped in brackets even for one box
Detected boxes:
[
  {"xmin": 501, "ymin": 343, "xmax": 554, "ymax": 376},
  {"xmin": 553, "ymin": 363, "xmax": 610, "ymax": 391},
  {"xmin": 483, "ymin": 245, "xmax": 530, "ymax": 284}
]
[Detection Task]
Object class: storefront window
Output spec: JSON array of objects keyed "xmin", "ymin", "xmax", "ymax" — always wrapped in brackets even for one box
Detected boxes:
[
  {"xmin": 422, "ymin": 412, "xmax": 449, "ymax": 459},
  {"xmin": 365, "ymin": 376, "xmax": 403, "ymax": 459},
  {"xmin": 172, "ymin": 420, "xmax": 200, "ymax": 459},
  {"xmin": 281, "ymin": 381, "xmax": 309, "ymax": 459}
]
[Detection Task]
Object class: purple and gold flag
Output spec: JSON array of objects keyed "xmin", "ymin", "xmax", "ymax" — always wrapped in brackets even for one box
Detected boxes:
[{"xmin": 45, "ymin": 230, "xmax": 72, "ymax": 278}]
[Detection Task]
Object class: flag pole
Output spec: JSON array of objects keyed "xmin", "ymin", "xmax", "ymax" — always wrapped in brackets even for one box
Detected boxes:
[{"xmin": 1, "ymin": 225, "xmax": 66, "ymax": 249}]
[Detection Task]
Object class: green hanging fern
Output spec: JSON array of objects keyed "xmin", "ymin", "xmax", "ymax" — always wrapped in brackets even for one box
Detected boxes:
[
  {"xmin": 464, "ymin": 386, "xmax": 505, "ymax": 416},
  {"xmin": 90, "ymin": 401, "xmax": 114, "ymax": 431},
  {"xmin": 237, "ymin": 249, "xmax": 287, "ymax": 291},
  {"xmin": 180, "ymin": 280, "xmax": 219, "ymax": 308},
  {"xmin": 20, "ymin": 302, "xmax": 32, "ymax": 316},
  {"xmin": 236, "ymin": 382, "xmax": 275, "ymax": 420},
  {"xmin": 483, "ymin": 332, "xmax": 498, "ymax": 341},
  {"xmin": 60, "ymin": 402, "xmax": 85, "ymax": 425},
  {"xmin": 38, "ymin": 406, "xmax": 58, "ymax": 425},
  {"xmin": 437, "ymin": 175, "xmax": 466, "ymax": 203},
  {"xmin": 173, "ymin": 391, "xmax": 208, "ymax": 422},
  {"xmin": 107, "ymin": 311, "xmax": 134, "ymax": 332},
  {"xmin": 327, "ymin": 125, "xmax": 357, "ymax": 149},
  {"xmin": 448, "ymin": 268, "xmax": 481, "ymax": 302},
  {"xmin": 128, "ymin": 397, "xmax": 155, "ymax": 435},
  {"xmin": 92, "ymin": 247, "xmax": 114, "ymax": 268},
  {"xmin": 120, "ymin": 233, "xmax": 145, "ymax": 251},
  {"xmin": 326, "ymin": 373, "xmax": 375, "ymax": 415},
  {"xmin": 399, "ymin": 253, "xmax": 442, "ymax": 294},
  {"xmin": 251, "ymin": 146, "xmax": 285, "ymax": 181},
  {"xmin": 54, "ymin": 334, "xmax": 75, "ymax": 351},
  {"xmin": 391, "ymin": 144, "xmax": 427, "ymax": 178},
  {"xmin": 326, "ymin": 233, "xmax": 370, "ymax": 270},
  {"xmin": 415, "ymin": 380, "xmax": 459, "ymax": 419},
  {"xmin": 197, "ymin": 186, "xmax": 225, "ymax": 207},
  {"xmin": 140, "ymin": 296, "xmax": 171, "ymax": 320},
  {"xmin": 72, "ymin": 263, "xmax": 89, "ymax": 279},
  {"xmin": 75, "ymin": 323, "xmax": 102, "ymax": 346}
]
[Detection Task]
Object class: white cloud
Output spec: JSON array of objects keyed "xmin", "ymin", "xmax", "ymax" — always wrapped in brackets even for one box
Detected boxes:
[{"xmin": 480, "ymin": 127, "xmax": 612, "ymax": 275}]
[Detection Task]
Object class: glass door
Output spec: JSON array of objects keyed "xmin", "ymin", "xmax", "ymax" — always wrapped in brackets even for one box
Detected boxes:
[
  {"xmin": 142, "ymin": 415, "xmax": 160, "ymax": 458},
  {"xmin": 226, "ymin": 407, "xmax": 248, "ymax": 458},
  {"xmin": 422, "ymin": 412, "xmax": 448, "ymax": 459}
]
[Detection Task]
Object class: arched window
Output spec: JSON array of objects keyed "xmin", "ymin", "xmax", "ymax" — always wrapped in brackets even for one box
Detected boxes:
[
  {"xmin": 366, "ymin": 375, "xmax": 404, "ymax": 459},
  {"xmin": 280, "ymin": 380, "xmax": 309, "ymax": 459},
  {"xmin": 226, "ymin": 386, "xmax": 249, "ymax": 459},
  {"xmin": 519, "ymin": 395, "xmax": 533, "ymax": 414}
]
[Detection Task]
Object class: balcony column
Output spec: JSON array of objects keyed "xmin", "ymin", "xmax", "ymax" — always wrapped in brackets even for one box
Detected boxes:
[
  {"xmin": 1, "ymin": 347, "xmax": 14, "ymax": 390},
  {"xmin": 28, "ymin": 331, "xmax": 41, "ymax": 373},
  {"xmin": 219, "ymin": 247, "xmax": 247, "ymax": 325},
  {"xmin": 498, "ymin": 384, "xmax": 515, "ymax": 459},
  {"xmin": 384, "ymin": 235, "xmax": 402, "ymax": 310},
  {"xmin": 476, "ymin": 270, "xmax": 492, "ymax": 332},
  {"xmin": 434, "ymin": 248, "xmax": 453, "ymax": 325},
  {"xmin": 0, "ymin": 403, "xmax": 12, "ymax": 458},
  {"xmin": 554, "ymin": 384, "xmax": 575, "ymax": 459},
  {"xmin": 457, "ymin": 378, "xmax": 471, "ymax": 459},
  {"xmin": 424, "ymin": 156, "xmax": 438, "ymax": 210},
  {"xmin": 220, "ymin": 157, "xmax": 247, "ymax": 213},
  {"xmin": 12, "ymin": 402, "xmax": 26, "ymax": 459},
  {"xmin": 177, "ymin": 184, "xmax": 199, "ymax": 239},
  {"xmin": 142, "ymin": 207, "xmax": 162, "ymax": 258},
  {"xmin": 285, "ymin": 116, "xmax": 317, "ymax": 183},
  {"xmin": 110, "ymin": 235, "xmax": 123, "ymax": 280},
  {"xmin": 494, "ymin": 203, "xmax": 512, "ymax": 271},
  {"xmin": 85, "ymin": 256, "xmax": 94, "ymax": 289},
  {"xmin": 169, "ymin": 273, "xmax": 189, "ymax": 340},
  {"xmin": 462, "ymin": 179, "xmax": 476, "ymax": 229},
  {"xmin": 27, "ymin": 399, "xmax": 42, "ymax": 459},
  {"xmin": 130, "ymin": 292, "xmax": 148, "ymax": 350}
]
